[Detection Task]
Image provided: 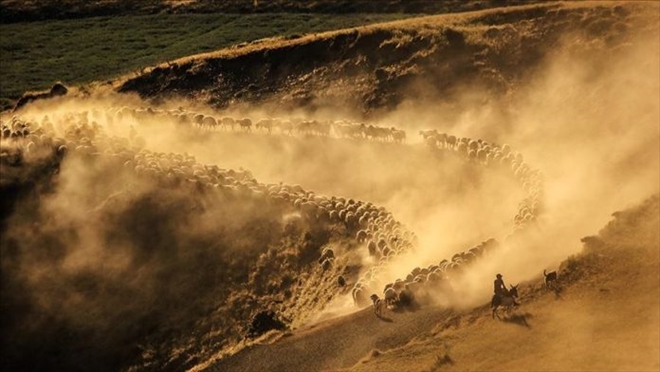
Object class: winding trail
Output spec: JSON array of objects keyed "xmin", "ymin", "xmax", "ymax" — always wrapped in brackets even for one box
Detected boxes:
[{"xmin": 1, "ymin": 102, "xmax": 545, "ymax": 364}]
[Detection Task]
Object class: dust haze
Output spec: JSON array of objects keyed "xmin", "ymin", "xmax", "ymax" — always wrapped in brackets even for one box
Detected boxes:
[{"xmin": 1, "ymin": 3, "xmax": 659, "ymax": 372}]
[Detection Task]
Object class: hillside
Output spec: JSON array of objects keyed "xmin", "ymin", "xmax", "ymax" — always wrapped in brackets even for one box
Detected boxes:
[
  {"xmin": 0, "ymin": 13, "xmax": 419, "ymax": 110},
  {"xmin": 1, "ymin": 1, "xmax": 658, "ymax": 372},
  {"xmin": 115, "ymin": 2, "xmax": 658, "ymax": 116},
  {"xmin": 0, "ymin": 0, "xmax": 537, "ymax": 23},
  {"xmin": 207, "ymin": 195, "xmax": 660, "ymax": 372}
]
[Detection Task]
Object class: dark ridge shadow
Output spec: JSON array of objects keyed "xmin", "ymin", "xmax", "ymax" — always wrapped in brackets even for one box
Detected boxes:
[{"xmin": 502, "ymin": 312, "xmax": 533, "ymax": 329}]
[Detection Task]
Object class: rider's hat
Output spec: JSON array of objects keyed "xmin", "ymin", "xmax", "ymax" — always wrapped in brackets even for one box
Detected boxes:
[{"xmin": 496, "ymin": 273, "xmax": 502, "ymax": 278}]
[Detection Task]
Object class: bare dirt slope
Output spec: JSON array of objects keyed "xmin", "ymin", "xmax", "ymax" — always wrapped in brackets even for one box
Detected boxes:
[
  {"xmin": 115, "ymin": 2, "xmax": 656, "ymax": 116},
  {"xmin": 209, "ymin": 303, "xmax": 452, "ymax": 372},
  {"xmin": 209, "ymin": 195, "xmax": 659, "ymax": 372}
]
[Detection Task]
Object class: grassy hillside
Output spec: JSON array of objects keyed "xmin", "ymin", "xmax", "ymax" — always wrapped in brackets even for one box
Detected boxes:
[
  {"xmin": 0, "ymin": 0, "xmax": 536, "ymax": 23},
  {"xmin": 0, "ymin": 13, "xmax": 418, "ymax": 110},
  {"xmin": 116, "ymin": 2, "xmax": 656, "ymax": 116}
]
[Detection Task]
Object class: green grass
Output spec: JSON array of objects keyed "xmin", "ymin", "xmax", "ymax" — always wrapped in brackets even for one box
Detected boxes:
[{"xmin": 0, "ymin": 13, "xmax": 417, "ymax": 108}]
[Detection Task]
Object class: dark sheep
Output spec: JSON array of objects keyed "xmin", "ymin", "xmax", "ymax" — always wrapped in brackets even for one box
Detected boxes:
[{"xmin": 14, "ymin": 82, "xmax": 69, "ymax": 111}]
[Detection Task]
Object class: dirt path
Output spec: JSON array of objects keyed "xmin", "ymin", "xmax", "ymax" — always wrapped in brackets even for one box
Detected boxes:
[
  {"xmin": 209, "ymin": 233, "xmax": 660, "ymax": 372},
  {"xmin": 208, "ymin": 304, "xmax": 457, "ymax": 372}
]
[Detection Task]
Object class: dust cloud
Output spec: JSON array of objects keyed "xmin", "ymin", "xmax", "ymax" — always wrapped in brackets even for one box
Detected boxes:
[
  {"xmin": 370, "ymin": 17, "xmax": 660, "ymax": 309},
  {"xmin": 1, "ymin": 4, "xmax": 658, "ymax": 372}
]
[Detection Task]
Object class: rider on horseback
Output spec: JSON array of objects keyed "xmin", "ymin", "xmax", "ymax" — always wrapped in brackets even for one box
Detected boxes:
[{"xmin": 494, "ymin": 273, "xmax": 519, "ymax": 306}]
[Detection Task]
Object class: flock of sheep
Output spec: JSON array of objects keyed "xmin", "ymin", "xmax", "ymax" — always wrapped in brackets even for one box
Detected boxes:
[
  {"xmin": 364, "ymin": 130, "xmax": 545, "ymax": 309},
  {"xmin": 1, "ymin": 103, "xmax": 544, "ymax": 315},
  {"xmin": 421, "ymin": 130, "xmax": 544, "ymax": 230},
  {"xmin": 98, "ymin": 106, "xmax": 409, "ymax": 143}
]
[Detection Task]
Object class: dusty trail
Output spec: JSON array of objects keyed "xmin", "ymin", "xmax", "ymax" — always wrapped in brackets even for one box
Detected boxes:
[
  {"xmin": 213, "ymin": 195, "xmax": 660, "ymax": 372},
  {"xmin": 1, "ymin": 104, "xmax": 540, "ymax": 370},
  {"xmin": 209, "ymin": 305, "xmax": 453, "ymax": 372},
  {"xmin": 4, "ymin": 103, "xmax": 543, "ymax": 304}
]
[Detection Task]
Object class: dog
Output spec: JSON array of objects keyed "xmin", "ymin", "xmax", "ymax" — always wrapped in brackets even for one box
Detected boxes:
[{"xmin": 543, "ymin": 269, "xmax": 558, "ymax": 289}]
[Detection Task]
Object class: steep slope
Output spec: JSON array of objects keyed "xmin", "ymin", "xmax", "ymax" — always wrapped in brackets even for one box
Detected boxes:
[
  {"xmin": 205, "ymin": 195, "xmax": 660, "ymax": 372},
  {"xmin": 2, "ymin": 2, "xmax": 657, "ymax": 372},
  {"xmin": 0, "ymin": 114, "xmax": 384, "ymax": 372},
  {"xmin": 116, "ymin": 2, "xmax": 655, "ymax": 115}
]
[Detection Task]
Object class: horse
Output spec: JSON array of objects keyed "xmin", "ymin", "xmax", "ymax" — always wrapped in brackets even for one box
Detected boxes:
[{"xmin": 491, "ymin": 284, "xmax": 519, "ymax": 319}]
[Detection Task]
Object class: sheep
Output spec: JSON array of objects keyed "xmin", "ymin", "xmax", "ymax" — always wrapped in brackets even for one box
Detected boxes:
[
  {"xmin": 345, "ymin": 214, "xmax": 358, "ymax": 230},
  {"xmin": 320, "ymin": 246, "xmax": 335, "ymax": 260},
  {"xmin": 457, "ymin": 142, "xmax": 468, "ymax": 154},
  {"xmin": 221, "ymin": 117, "xmax": 235, "ymax": 131},
  {"xmin": 367, "ymin": 240, "xmax": 378, "ymax": 256},
  {"xmin": 13, "ymin": 82, "xmax": 68, "ymax": 111},
  {"xmin": 279, "ymin": 120, "xmax": 295, "ymax": 136},
  {"xmin": 356, "ymin": 229, "xmax": 368, "ymax": 243},
  {"xmin": 384, "ymin": 287, "xmax": 398, "ymax": 308},
  {"xmin": 425, "ymin": 136, "xmax": 438, "ymax": 148},
  {"xmin": 300, "ymin": 201, "xmax": 318, "ymax": 219},
  {"xmin": 202, "ymin": 115, "xmax": 217, "ymax": 130},
  {"xmin": 370, "ymin": 294, "xmax": 384, "ymax": 315},
  {"xmin": 193, "ymin": 114, "xmax": 204, "ymax": 126},
  {"xmin": 391, "ymin": 128, "xmax": 406, "ymax": 143},
  {"xmin": 238, "ymin": 118, "xmax": 252, "ymax": 132},
  {"xmin": 56, "ymin": 144, "xmax": 68, "ymax": 155},
  {"xmin": 477, "ymin": 149, "xmax": 487, "ymax": 162},
  {"xmin": 398, "ymin": 284, "xmax": 415, "ymax": 307},
  {"xmin": 256, "ymin": 119, "xmax": 274, "ymax": 133},
  {"xmin": 316, "ymin": 207, "xmax": 330, "ymax": 221},
  {"xmin": 352, "ymin": 286, "xmax": 365, "ymax": 306},
  {"xmin": 427, "ymin": 271, "xmax": 443, "ymax": 282},
  {"xmin": 321, "ymin": 258, "xmax": 333, "ymax": 270},
  {"xmin": 419, "ymin": 129, "xmax": 438, "ymax": 140}
]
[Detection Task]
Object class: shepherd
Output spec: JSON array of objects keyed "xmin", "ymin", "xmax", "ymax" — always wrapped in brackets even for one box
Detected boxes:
[
  {"xmin": 493, "ymin": 273, "xmax": 507, "ymax": 297},
  {"xmin": 492, "ymin": 273, "xmax": 520, "ymax": 307}
]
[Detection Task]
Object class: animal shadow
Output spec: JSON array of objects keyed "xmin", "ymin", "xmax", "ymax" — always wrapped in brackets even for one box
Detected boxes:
[
  {"xmin": 376, "ymin": 314, "xmax": 394, "ymax": 323},
  {"xmin": 502, "ymin": 312, "xmax": 533, "ymax": 329},
  {"xmin": 391, "ymin": 301, "xmax": 421, "ymax": 313},
  {"xmin": 552, "ymin": 285, "xmax": 563, "ymax": 299}
]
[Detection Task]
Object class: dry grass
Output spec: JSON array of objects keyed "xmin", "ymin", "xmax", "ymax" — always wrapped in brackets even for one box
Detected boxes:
[
  {"xmin": 342, "ymin": 196, "xmax": 660, "ymax": 372},
  {"xmin": 0, "ymin": 13, "xmax": 426, "ymax": 111},
  {"xmin": 116, "ymin": 1, "xmax": 654, "ymax": 116}
]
